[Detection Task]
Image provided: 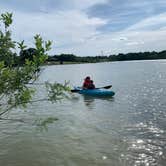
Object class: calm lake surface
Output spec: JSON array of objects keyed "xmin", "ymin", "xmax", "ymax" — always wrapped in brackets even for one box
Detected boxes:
[{"xmin": 0, "ymin": 60, "xmax": 166, "ymax": 166}]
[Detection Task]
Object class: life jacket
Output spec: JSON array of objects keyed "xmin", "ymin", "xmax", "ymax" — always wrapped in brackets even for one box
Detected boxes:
[{"xmin": 83, "ymin": 80, "xmax": 90, "ymax": 88}]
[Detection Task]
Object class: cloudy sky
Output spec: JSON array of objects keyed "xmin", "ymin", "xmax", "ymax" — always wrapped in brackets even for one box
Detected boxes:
[{"xmin": 1, "ymin": 0, "xmax": 166, "ymax": 56}]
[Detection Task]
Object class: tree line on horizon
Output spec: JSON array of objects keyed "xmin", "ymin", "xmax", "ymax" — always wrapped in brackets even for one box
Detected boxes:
[
  {"xmin": 3, "ymin": 48, "xmax": 166, "ymax": 66},
  {"xmin": 47, "ymin": 50, "xmax": 166, "ymax": 64}
]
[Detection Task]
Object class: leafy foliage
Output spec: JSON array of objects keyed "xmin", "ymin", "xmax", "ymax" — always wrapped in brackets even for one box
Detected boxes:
[
  {"xmin": 46, "ymin": 81, "xmax": 70, "ymax": 102},
  {"xmin": 0, "ymin": 13, "xmax": 16, "ymax": 66},
  {"xmin": 1, "ymin": 12, "xmax": 12, "ymax": 28},
  {"xmin": 0, "ymin": 12, "xmax": 69, "ymax": 118}
]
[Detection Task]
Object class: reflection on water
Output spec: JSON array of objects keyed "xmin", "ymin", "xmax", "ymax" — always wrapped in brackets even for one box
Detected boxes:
[
  {"xmin": 82, "ymin": 95, "xmax": 95, "ymax": 109},
  {"xmin": 82, "ymin": 95, "xmax": 115, "ymax": 110},
  {"xmin": 0, "ymin": 60, "xmax": 166, "ymax": 166}
]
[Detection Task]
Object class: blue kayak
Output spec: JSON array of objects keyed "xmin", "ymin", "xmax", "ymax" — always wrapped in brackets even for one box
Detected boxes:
[{"xmin": 74, "ymin": 87, "xmax": 115, "ymax": 97}]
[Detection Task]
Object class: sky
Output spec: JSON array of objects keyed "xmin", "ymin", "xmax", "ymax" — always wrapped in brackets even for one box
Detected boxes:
[{"xmin": 1, "ymin": 0, "xmax": 166, "ymax": 56}]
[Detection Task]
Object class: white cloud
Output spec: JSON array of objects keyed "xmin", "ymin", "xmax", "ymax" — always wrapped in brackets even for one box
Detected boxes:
[
  {"xmin": 0, "ymin": 0, "xmax": 108, "ymax": 13},
  {"xmin": 126, "ymin": 41, "xmax": 144, "ymax": 46},
  {"xmin": 1, "ymin": 0, "xmax": 166, "ymax": 56},
  {"xmin": 10, "ymin": 9, "xmax": 107, "ymax": 54},
  {"xmin": 57, "ymin": 11, "xmax": 166, "ymax": 56},
  {"xmin": 127, "ymin": 12, "xmax": 166, "ymax": 31},
  {"xmin": 72, "ymin": 0, "xmax": 108, "ymax": 9},
  {"xmin": 11, "ymin": 10, "xmax": 166, "ymax": 56},
  {"xmin": 85, "ymin": 12, "xmax": 166, "ymax": 55}
]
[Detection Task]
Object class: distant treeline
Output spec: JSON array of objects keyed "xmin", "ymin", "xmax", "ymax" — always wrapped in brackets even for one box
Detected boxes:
[
  {"xmin": 47, "ymin": 50, "xmax": 166, "ymax": 64},
  {"xmin": 109, "ymin": 50, "xmax": 166, "ymax": 61},
  {"xmin": 47, "ymin": 54, "xmax": 109, "ymax": 64},
  {"xmin": 2, "ymin": 48, "xmax": 166, "ymax": 66}
]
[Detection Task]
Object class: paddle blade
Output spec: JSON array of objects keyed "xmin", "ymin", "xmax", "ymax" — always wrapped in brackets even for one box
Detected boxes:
[
  {"xmin": 71, "ymin": 89, "xmax": 80, "ymax": 93},
  {"xmin": 103, "ymin": 85, "xmax": 112, "ymax": 89}
]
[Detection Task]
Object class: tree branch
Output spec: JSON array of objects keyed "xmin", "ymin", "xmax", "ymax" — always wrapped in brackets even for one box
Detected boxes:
[{"xmin": 0, "ymin": 98, "xmax": 49, "ymax": 117}]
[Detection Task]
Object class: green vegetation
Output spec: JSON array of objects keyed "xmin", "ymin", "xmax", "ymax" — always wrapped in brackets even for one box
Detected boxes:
[
  {"xmin": 109, "ymin": 51, "xmax": 166, "ymax": 61},
  {"xmin": 47, "ymin": 50, "xmax": 166, "ymax": 64},
  {"xmin": 47, "ymin": 54, "xmax": 108, "ymax": 64},
  {"xmin": 0, "ymin": 12, "xmax": 69, "ymax": 118}
]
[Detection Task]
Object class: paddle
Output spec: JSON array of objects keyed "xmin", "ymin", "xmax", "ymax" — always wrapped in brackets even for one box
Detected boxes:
[{"xmin": 71, "ymin": 85, "xmax": 112, "ymax": 93}]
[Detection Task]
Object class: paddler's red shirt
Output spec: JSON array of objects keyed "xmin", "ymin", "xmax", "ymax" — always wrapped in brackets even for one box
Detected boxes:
[{"xmin": 83, "ymin": 80, "xmax": 90, "ymax": 89}]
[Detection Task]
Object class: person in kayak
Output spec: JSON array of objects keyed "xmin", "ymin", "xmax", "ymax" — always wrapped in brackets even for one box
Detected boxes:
[
  {"xmin": 83, "ymin": 76, "xmax": 91, "ymax": 89},
  {"xmin": 88, "ymin": 80, "xmax": 95, "ymax": 89}
]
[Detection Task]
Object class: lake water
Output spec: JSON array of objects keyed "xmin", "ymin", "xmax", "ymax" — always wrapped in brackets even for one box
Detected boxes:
[{"xmin": 0, "ymin": 60, "xmax": 166, "ymax": 166}]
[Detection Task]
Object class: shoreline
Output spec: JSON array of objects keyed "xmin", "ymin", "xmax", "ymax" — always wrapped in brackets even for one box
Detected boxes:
[{"xmin": 45, "ymin": 59, "xmax": 166, "ymax": 66}]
